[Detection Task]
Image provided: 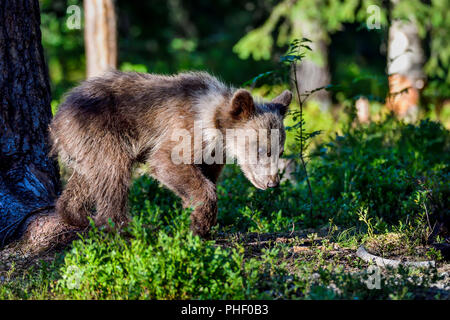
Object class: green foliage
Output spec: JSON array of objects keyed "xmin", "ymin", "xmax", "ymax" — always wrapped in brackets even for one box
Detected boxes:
[
  {"xmin": 40, "ymin": 0, "xmax": 277, "ymax": 106},
  {"xmin": 2, "ymin": 115, "xmax": 449, "ymax": 300},
  {"xmin": 234, "ymin": 0, "xmax": 360, "ymax": 63},
  {"xmin": 40, "ymin": 0, "xmax": 85, "ymax": 100},
  {"xmin": 216, "ymin": 164, "xmax": 309, "ymax": 232},
  {"xmin": 4, "ymin": 1, "xmax": 446, "ymax": 301},
  {"xmin": 234, "ymin": 0, "xmax": 450, "ymax": 102},
  {"xmin": 310, "ymin": 117, "xmax": 450, "ymax": 231},
  {"xmin": 57, "ymin": 222, "xmax": 259, "ymax": 299},
  {"xmin": 213, "ymin": 116, "xmax": 450, "ymax": 237},
  {"xmin": 52, "ymin": 179, "xmax": 290, "ymax": 299},
  {"xmin": 0, "ymin": 258, "xmax": 63, "ymax": 299}
]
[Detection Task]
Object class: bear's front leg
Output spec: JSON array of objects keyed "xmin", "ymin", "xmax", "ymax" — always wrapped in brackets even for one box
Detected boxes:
[
  {"xmin": 185, "ymin": 178, "xmax": 217, "ymax": 237},
  {"xmin": 149, "ymin": 157, "xmax": 218, "ymax": 238}
]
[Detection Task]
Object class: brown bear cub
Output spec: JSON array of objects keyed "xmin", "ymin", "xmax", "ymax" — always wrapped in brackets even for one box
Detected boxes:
[{"xmin": 50, "ymin": 71, "xmax": 292, "ymax": 237}]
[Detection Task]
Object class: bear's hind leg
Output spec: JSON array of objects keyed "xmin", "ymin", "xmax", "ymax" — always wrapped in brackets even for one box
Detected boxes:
[
  {"xmin": 56, "ymin": 171, "xmax": 94, "ymax": 227},
  {"xmin": 92, "ymin": 162, "xmax": 132, "ymax": 229}
]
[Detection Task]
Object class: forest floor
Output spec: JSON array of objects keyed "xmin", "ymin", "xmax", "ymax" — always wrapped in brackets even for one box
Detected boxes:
[
  {"xmin": 217, "ymin": 230, "xmax": 450, "ymax": 299},
  {"xmin": 1, "ymin": 227, "xmax": 449, "ymax": 300}
]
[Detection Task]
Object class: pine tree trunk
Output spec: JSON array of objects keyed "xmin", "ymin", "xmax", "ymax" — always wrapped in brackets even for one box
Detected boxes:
[
  {"xmin": 84, "ymin": 0, "xmax": 117, "ymax": 78},
  {"xmin": 387, "ymin": 17, "xmax": 425, "ymax": 122},
  {"xmin": 293, "ymin": 20, "xmax": 331, "ymax": 110},
  {"xmin": 0, "ymin": 0, "xmax": 74, "ymax": 250}
]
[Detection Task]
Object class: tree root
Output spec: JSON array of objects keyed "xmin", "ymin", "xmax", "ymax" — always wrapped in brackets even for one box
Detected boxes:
[
  {"xmin": 15, "ymin": 209, "xmax": 82, "ymax": 254},
  {"xmin": 356, "ymin": 245, "xmax": 435, "ymax": 269}
]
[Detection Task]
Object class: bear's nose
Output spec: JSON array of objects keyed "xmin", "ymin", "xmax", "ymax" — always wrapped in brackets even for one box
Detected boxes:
[{"xmin": 267, "ymin": 179, "xmax": 279, "ymax": 188}]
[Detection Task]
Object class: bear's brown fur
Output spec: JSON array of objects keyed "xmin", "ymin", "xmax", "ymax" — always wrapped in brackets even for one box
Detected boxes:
[{"xmin": 49, "ymin": 71, "xmax": 292, "ymax": 237}]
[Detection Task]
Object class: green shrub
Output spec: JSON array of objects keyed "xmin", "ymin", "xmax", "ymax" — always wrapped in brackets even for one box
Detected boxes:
[
  {"xmin": 208, "ymin": 116, "xmax": 450, "ymax": 237},
  {"xmin": 55, "ymin": 199, "xmax": 291, "ymax": 299},
  {"xmin": 5, "ymin": 113, "xmax": 449, "ymax": 300},
  {"xmin": 310, "ymin": 117, "xmax": 450, "ymax": 230}
]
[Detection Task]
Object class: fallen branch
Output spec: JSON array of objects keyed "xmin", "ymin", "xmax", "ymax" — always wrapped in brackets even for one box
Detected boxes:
[{"xmin": 356, "ymin": 245, "xmax": 435, "ymax": 269}]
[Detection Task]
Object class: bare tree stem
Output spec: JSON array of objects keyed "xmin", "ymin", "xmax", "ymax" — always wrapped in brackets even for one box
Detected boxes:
[{"xmin": 292, "ymin": 60, "xmax": 314, "ymax": 215}]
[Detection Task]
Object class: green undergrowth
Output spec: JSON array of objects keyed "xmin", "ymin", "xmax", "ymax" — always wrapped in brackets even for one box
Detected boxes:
[{"xmin": 1, "ymin": 116, "xmax": 449, "ymax": 300}]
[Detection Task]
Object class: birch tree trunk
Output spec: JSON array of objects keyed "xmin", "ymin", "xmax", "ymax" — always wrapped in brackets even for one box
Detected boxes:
[
  {"xmin": 0, "ymin": 0, "xmax": 76, "ymax": 251},
  {"xmin": 84, "ymin": 0, "xmax": 117, "ymax": 78}
]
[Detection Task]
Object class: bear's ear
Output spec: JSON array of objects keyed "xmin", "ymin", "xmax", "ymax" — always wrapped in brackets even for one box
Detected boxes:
[
  {"xmin": 271, "ymin": 90, "xmax": 293, "ymax": 117},
  {"xmin": 230, "ymin": 89, "xmax": 255, "ymax": 120}
]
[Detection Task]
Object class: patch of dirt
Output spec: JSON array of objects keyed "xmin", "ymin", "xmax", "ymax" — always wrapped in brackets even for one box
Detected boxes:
[
  {"xmin": 215, "ymin": 229, "xmax": 450, "ymax": 299},
  {"xmin": 0, "ymin": 238, "xmax": 68, "ymax": 282}
]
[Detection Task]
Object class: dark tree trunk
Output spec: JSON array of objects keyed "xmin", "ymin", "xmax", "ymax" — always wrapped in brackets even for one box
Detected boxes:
[{"xmin": 0, "ymin": 0, "xmax": 63, "ymax": 248}]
